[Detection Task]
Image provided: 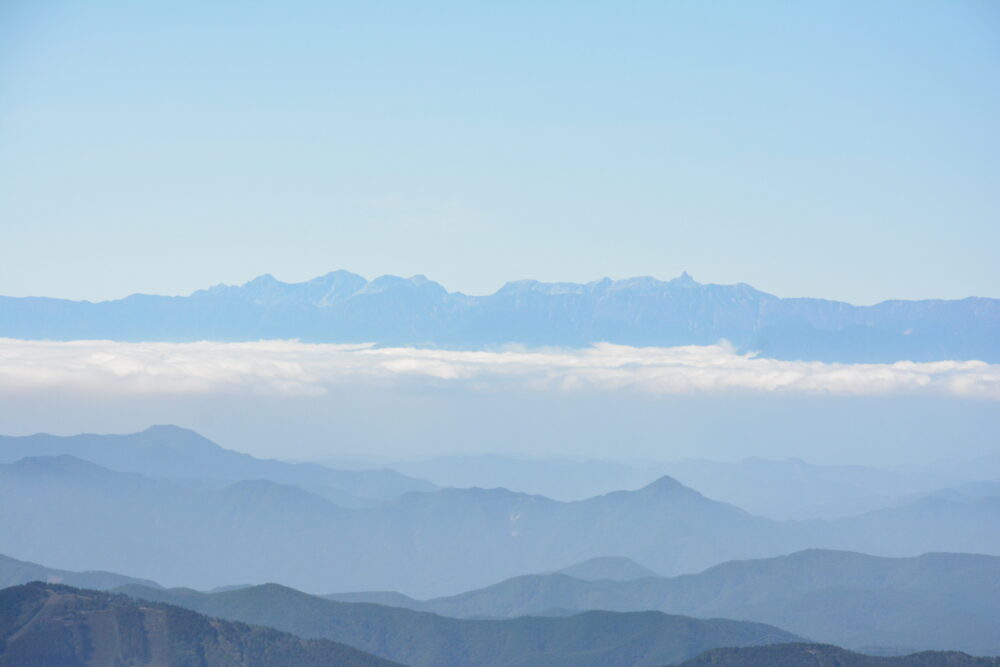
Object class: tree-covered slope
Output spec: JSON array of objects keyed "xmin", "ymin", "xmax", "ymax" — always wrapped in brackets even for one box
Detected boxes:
[
  {"xmin": 0, "ymin": 582, "xmax": 401, "ymax": 667},
  {"xmin": 676, "ymin": 643, "xmax": 1000, "ymax": 666},
  {"xmin": 116, "ymin": 582, "xmax": 801, "ymax": 667}
]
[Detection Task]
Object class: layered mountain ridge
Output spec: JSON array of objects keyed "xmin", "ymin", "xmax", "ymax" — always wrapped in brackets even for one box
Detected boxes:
[
  {"xmin": 332, "ymin": 549, "xmax": 1000, "ymax": 655},
  {"xmin": 1, "ymin": 423, "xmax": 999, "ymax": 658},
  {"xmin": 110, "ymin": 581, "xmax": 803, "ymax": 667}
]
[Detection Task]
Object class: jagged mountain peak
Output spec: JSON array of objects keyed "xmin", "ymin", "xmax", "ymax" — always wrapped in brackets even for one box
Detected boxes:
[
  {"xmin": 673, "ymin": 270, "xmax": 696, "ymax": 285},
  {"xmin": 307, "ymin": 269, "xmax": 367, "ymax": 283},
  {"xmin": 246, "ymin": 273, "xmax": 278, "ymax": 285},
  {"xmin": 637, "ymin": 474, "xmax": 693, "ymax": 495},
  {"xmin": 360, "ymin": 274, "xmax": 449, "ymax": 297},
  {"xmin": 555, "ymin": 555, "xmax": 661, "ymax": 581},
  {"xmin": 493, "ymin": 273, "xmax": 714, "ymax": 298},
  {"xmin": 129, "ymin": 424, "xmax": 226, "ymax": 454}
]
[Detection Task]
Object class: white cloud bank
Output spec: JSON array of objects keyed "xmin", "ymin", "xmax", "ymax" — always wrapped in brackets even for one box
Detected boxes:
[{"xmin": 0, "ymin": 339, "xmax": 998, "ymax": 400}]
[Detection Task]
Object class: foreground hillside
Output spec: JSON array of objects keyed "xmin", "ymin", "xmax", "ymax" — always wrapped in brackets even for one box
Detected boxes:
[
  {"xmin": 0, "ymin": 582, "xmax": 400, "ymax": 667},
  {"xmin": 116, "ymin": 582, "xmax": 801, "ymax": 667},
  {"xmin": 10, "ymin": 546, "xmax": 998, "ymax": 658},
  {"xmin": 677, "ymin": 643, "xmax": 1000, "ymax": 666},
  {"xmin": 8, "ymin": 583, "xmax": 992, "ymax": 666},
  {"xmin": 3, "ymin": 270, "xmax": 997, "ymax": 361}
]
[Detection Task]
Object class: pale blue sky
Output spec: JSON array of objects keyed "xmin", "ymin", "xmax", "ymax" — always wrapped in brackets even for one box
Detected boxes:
[{"xmin": 1, "ymin": 0, "xmax": 997, "ymax": 303}]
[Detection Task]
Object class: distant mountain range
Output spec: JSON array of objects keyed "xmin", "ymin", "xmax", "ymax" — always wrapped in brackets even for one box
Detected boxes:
[
  {"xmin": 333, "ymin": 549, "xmax": 1000, "ymax": 655},
  {"xmin": 2, "ymin": 428, "xmax": 999, "ymax": 597},
  {"xmin": 3, "ymin": 270, "xmax": 998, "ymax": 362}
]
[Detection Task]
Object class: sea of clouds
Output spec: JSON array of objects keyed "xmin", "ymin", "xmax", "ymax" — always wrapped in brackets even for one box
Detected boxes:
[{"xmin": 2, "ymin": 339, "xmax": 997, "ymax": 400}]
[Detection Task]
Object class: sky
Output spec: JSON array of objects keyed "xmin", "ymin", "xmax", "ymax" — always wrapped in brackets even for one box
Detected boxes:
[{"xmin": 1, "ymin": 0, "xmax": 998, "ymax": 304}]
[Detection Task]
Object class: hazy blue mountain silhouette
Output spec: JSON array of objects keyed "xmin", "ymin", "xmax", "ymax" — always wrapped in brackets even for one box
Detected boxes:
[
  {"xmin": 386, "ymin": 453, "xmax": 970, "ymax": 518},
  {"xmin": 0, "ymin": 582, "xmax": 401, "ymax": 667},
  {"xmin": 386, "ymin": 454, "xmax": 656, "ymax": 503},
  {"xmin": 0, "ymin": 425, "xmax": 435, "ymax": 506},
  {"xmin": 339, "ymin": 549, "xmax": 1000, "ymax": 655},
  {"xmin": 0, "ymin": 456, "xmax": 787, "ymax": 595},
  {"xmin": 0, "ymin": 456, "xmax": 790, "ymax": 595},
  {"xmin": 552, "ymin": 556, "xmax": 661, "ymax": 581},
  {"xmin": 3, "ymin": 270, "xmax": 997, "ymax": 361},
  {"xmin": 113, "ymin": 581, "xmax": 801, "ymax": 667},
  {"xmin": 659, "ymin": 457, "xmax": 969, "ymax": 520},
  {"xmin": 0, "ymin": 552, "xmax": 161, "ymax": 591},
  {"xmin": 3, "ymin": 452, "xmax": 999, "ymax": 598}
]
